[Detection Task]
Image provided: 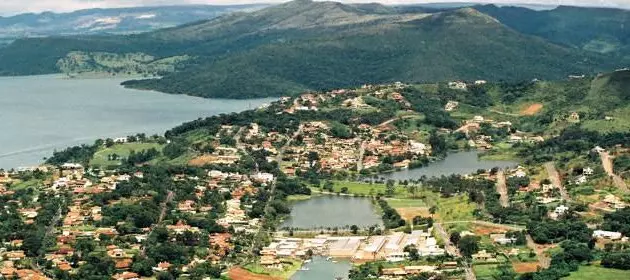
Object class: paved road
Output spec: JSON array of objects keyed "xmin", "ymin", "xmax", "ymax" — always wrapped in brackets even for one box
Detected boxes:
[
  {"xmin": 526, "ymin": 235, "xmax": 551, "ymax": 269},
  {"xmin": 250, "ymin": 127, "xmax": 303, "ymax": 256},
  {"xmin": 599, "ymin": 151, "xmax": 629, "ymax": 193},
  {"xmin": 434, "ymin": 223, "xmax": 476, "ymax": 280},
  {"xmin": 439, "ymin": 220, "xmax": 525, "ymax": 231},
  {"xmin": 496, "ymin": 170, "xmax": 509, "ymax": 207},
  {"xmin": 357, "ymin": 141, "xmax": 366, "ymax": 171},
  {"xmin": 545, "ymin": 162, "xmax": 570, "ymax": 201},
  {"xmin": 142, "ymin": 190, "xmax": 173, "ymax": 256}
]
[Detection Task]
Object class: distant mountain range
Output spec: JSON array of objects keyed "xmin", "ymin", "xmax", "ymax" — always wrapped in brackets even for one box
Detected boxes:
[
  {"xmin": 0, "ymin": 0, "xmax": 628, "ymax": 99},
  {"xmin": 0, "ymin": 4, "xmax": 267, "ymax": 39}
]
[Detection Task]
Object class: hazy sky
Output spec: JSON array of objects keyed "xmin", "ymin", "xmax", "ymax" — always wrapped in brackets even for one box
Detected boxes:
[{"xmin": 0, "ymin": 0, "xmax": 627, "ymax": 15}]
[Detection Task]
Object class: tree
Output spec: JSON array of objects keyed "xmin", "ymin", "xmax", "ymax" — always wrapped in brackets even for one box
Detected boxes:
[
  {"xmin": 429, "ymin": 132, "xmax": 447, "ymax": 156},
  {"xmin": 350, "ymin": 225, "xmax": 359, "ymax": 234},
  {"xmin": 429, "ymin": 206, "xmax": 438, "ymax": 217},
  {"xmin": 307, "ymin": 151, "xmax": 320, "ymax": 164},
  {"xmin": 457, "ymin": 236, "xmax": 479, "ymax": 258},
  {"xmin": 385, "ymin": 179, "xmax": 396, "ymax": 197},
  {"xmin": 131, "ymin": 256, "xmax": 156, "ymax": 277},
  {"xmin": 404, "ymin": 245, "xmax": 420, "ymax": 261},
  {"xmin": 601, "ymin": 251, "xmax": 630, "ymax": 270},
  {"xmin": 492, "ymin": 264, "xmax": 517, "ymax": 280},
  {"xmin": 450, "ymin": 231, "xmax": 461, "ymax": 245},
  {"xmin": 75, "ymin": 238, "xmax": 96, "ymax": 258},
  {"xmin": 408, "ymin": 184, "xmax": 418, "ymax": 198}
]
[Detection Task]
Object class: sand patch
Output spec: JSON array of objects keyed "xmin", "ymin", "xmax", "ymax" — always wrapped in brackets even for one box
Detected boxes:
[{"xmin": 520, "ymin": 103, "xmax": 543, "ymax": 116}]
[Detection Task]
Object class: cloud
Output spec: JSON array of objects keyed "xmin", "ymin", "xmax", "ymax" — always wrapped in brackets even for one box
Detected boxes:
[{"xmin": 0, "ymin": 0, "xmax": 627, "ymax": 16}]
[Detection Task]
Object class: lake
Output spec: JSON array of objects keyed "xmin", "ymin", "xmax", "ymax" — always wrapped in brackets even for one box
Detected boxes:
[
  {"xmin": 382, "ymin": 151, "xmax": 518, "ymax": 180},
  {"xmin": 281, "ymin": 195, "xmax": 382, "ymax": 230},
  {"xmin": 291, "ymin": 256, "xmax": 352, "ymax": 280},
  {"xmin": 0, "ymin": 75, "xmax": 275, "ymax": 168}
]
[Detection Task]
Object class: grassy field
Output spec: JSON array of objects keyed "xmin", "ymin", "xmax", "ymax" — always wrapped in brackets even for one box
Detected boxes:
[
  {"xmin": 91, "ymin": 142, "xmax": 163, "ymax": 166},
  {"xmin": 10, "ymin": 178, "xmax": 44, "ymax": 191},
  {"xmin": 473, "ymin": 264, "xmax": 501, "ymax": 279},
  {"xmin": 244, "ymin": 258, "xmax": 302, "ymax": 279},
  {"xmin": 563, "ymin": 265, "xmax": 629, "ymax": 280},
  {"xmin": 422, "ymin": 190, "xmax": 477, "ymax": 222},
  {"xmin": 331, "ymin": 181, "xmax": 391, "ymax": 196},
  {"xmin": 325, "ymin": 181, "xmax": 476, "ymax": 222},
  {"xmin": 385, "ymin": 198, "xmax": 428, "ymax": 208}
]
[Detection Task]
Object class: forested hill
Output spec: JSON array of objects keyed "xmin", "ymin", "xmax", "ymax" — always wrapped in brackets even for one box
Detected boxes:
[
  {"xmin": 475, "ymin": 5, "xmax": 630, "ymax": 57},
  {"xmin": 0, "ymin": 0, "xmax": 627, "ymax": 99}
]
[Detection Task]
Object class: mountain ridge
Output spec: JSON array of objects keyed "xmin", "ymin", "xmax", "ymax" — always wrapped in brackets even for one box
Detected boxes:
[
  {"xmin": 0, "ymin": 0, "xmax": 626, "ymax": 98},
  {"xmin": 0, "ymin": 4, "xmax": 267, "ymax": 39}
]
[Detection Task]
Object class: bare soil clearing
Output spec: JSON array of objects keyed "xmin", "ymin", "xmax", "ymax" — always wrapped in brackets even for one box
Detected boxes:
[
  {"xmin": 188, "ymin": 155, "xmax": 216, "ymax": 166},
  {"xmin": 512, "ymin": 262, "xmax": 540, "ymax": 273},
  {"xmin": 396, "ymin": 207, "xmax": 430, "ymax": 221},
  {"xmin": 228, "ymin": 267, "xmax": 281, "ymax": 280},
  {"xmin": 521, "ymin": 103, "xmax": 543, "ymax": 115}
]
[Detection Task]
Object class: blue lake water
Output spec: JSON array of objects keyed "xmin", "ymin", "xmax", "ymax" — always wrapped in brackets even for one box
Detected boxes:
[
  {"xmin": 0, "ymin": 75, "xmax": 275, "ymax": 168},
  {"xmin": 291, "ymin": 256, "xmax": 352, "ymax": 280},
  {"xmin": 281, "ymin": 195, "xmax": 382, "ymax": 230},
  {"xmin": 382, "ymin": 151, "xmax": 518, "ymax": 180}
]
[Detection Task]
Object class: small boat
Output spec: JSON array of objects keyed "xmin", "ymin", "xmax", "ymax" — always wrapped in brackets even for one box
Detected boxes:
[
  {"xmin": 332, "ymin": 260, "xmax": 338, "ymax": 263},
  {"xmin": 300, "ymin": 268, "xmax": 310, "ymax": 271},
  {"xmin": 326, "ymin": 257, "xmax": 332, "ymax": 261},
  {"xmin": 304, "ymin": 259, "xmax": 311, "ymax": 263}
]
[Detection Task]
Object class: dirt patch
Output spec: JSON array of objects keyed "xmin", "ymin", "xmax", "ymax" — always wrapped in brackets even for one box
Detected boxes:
[
  {"xmin": 188, "ymin": 155, "xmax": 217, "ymax": 166},
  {"xmin": 228, "ymin": 267, "xmax": 281, "ymax": 280},
  {"xmin": 520, "ymin": 103, "xmax": 543, "ymax": 116},
  {"xmin": 472, "ymin": 225, "xmax": 508, "ymax": 235},
  {"xmin": 396, "ymin": 207, "xmax": 431, "ymax": 221},
  {"xmin": 512, "ymin": 262, "xmax": 540, "ymax": 273}
]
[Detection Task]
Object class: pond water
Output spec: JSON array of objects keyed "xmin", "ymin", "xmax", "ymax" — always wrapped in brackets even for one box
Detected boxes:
[
  {"xmin": 291, "ymin": 256, "xmax": 352, "ymax": 280},
  {"xmin": 281, "ymin": 195, "xmax": 382, "ymax": 230},
  {"xmin": 0, "ymin": 75, "xmax": 275, "ymax": 168},
  {"xmin": 381, "ymin": 151, "xmax": 518, "ymax": 180}
]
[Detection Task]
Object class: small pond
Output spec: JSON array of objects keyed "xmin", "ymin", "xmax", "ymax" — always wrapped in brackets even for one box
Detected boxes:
[
  {"xmin": 281, "ymin": 195, "xmax": 382, "ymax": 230},
  {"xmin": 381, "ymin": 151, "xmax": 518, "ymax": 180}
]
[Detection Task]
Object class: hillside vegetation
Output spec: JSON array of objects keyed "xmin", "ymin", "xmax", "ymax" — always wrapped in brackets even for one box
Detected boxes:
[{"xmin": 0, "ymin": 0, "xmax": 627, "ymax": 98}]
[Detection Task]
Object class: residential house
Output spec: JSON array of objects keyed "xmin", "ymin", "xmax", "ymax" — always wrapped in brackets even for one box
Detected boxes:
[
  {"xmin": 490, "ymin": 234, "xmax": 516, "ymax": 245},
  {"xmin": 593, "ymin": 230, "xmax": 622, "ymax": 240}
]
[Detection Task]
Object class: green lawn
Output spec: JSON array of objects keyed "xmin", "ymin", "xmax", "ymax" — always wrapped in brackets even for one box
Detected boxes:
[
  {"xmin": 563, "ymin": 265, "xmax": 629, "ymax": 280},
  {"xmin": 244, "ymin": 258, "xmax": 302, "ymax": 279},
  {"xmin": 325, "ymin": 181, "xmax": 476, "ymax": 222},
  {"xmin": 474, "ymin": 264, "xmax": 501, "ymax": 279},
  {"xmin": 435, "ymin": 194, "xmax": 477, "ymax": 222},
  {"xmin": 384, "ymin": 198, "xmax": 428, "ymax": 208},
  {"xmin": 91, "ymin": 142, "xmax": 163, "ymax": 167},
  {"xmin": 10, "ymin": 178, "xmax": 43, "ymax": 191},
  {"xmin": 331, "ymin": 180, "xmax": 425, "ymax": 199}
]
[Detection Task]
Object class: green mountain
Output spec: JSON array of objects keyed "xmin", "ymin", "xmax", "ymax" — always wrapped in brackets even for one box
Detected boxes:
[
  {"xmin": 475, "ymin": 5, "xmax": 630, "ymax": 56},
  {"xmin": 0, "ymin": 0, "xmax": 626, "ymax": 98}
]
